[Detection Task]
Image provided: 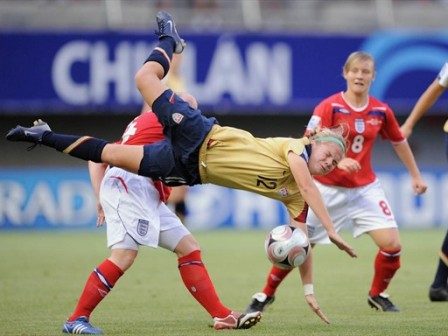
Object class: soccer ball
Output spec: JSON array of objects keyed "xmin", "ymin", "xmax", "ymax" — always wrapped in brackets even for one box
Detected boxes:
[{"xmin": 264, "ymin": 225, "xmax": 310, "ymax": 269}]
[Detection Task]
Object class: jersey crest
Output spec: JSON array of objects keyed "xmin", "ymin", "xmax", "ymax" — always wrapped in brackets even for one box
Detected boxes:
[
  {"xmin": 354, "ymin": 118, "xmax": 365, "ymax": 133},
  {"xmin": 277, "ymin": 187, "xmax": 289, "ymax": 197},
  {"xmin": 137, "ymin": 219, "xmax": 149, "ymax": 236},
  {"xmin": 172, "ymin": 112, "xmax": 184, "ymax": 124}
]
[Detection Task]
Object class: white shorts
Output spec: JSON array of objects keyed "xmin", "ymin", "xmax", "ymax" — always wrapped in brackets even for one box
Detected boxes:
[
  {"xmin": 100, "ymin": 167, "xmax": 190, "ymax": 251},
  {"xmin": 307, "ymin": 179, "xmax": 398, "ymax": 244}
]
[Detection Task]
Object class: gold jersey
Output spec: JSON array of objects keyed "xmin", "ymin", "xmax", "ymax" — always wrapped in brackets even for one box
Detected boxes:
[{"xmin": 199, "ymin": 125, "xmax": 310, "ymax": 221}]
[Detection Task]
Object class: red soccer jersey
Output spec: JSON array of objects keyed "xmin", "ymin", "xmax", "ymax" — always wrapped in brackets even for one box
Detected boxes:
[
  {"xmin": 306, "ymin": 92, "xmax": 405, "ymax": 188},
  {"xmin": 119, "ymin": 111, "xmax": 165, "ymax": 145},
  {"xmin": 117, "ymin": 111, "xmax": 171, "ymax": 202}
]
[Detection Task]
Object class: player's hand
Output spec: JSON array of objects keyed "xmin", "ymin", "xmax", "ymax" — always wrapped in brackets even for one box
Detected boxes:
[
  {"xmin": 336, "ymin": 158, "xmax": 361, "ymax": 174},
  {"xmin": 305, "ymin": 294, "xmax": 330, "ymax": 324},
  {"xmin": 412, "ymin": 177, "xmax": 427, "ymax": 195},
  {"xmin": 96, "ymin": 203, "xmax": 105, "ymax": 227},
  {"xmin": 328, "ymin": 232, "xmax": 357, "ymax": 258},
  {"xmin": 305, "ymin": 125, "xmax": 321, "ymax": 138}
]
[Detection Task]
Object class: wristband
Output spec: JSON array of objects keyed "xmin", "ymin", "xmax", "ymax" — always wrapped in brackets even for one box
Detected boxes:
[{"xmin": 303, "ymin": 284, "xmax": 314, "ymax": 296}]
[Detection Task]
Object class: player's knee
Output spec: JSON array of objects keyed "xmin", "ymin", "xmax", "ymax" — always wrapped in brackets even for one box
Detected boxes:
[
  {"xmin": 383, "ymin": 241, "xmax": 402, "ymax": 252},
  {"xmin": 109, "ymin": 250, "xmax": 138, "ymax": 272},
  {"xmin": 102, "ymin": 145, "xmax": 121, "ymax": 167},
  {"xmin": 174, "ymin": 235, "xmax": 200, "ymax": 257},
  {"xmin": 393, "ymin": 242, "xmax": 402, "ymax": 251}
]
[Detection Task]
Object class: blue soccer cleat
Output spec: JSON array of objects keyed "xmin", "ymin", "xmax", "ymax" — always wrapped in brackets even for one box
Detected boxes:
[
  {"xmin": 155, "ymin": 10, "xmax": 186, "ymax": 54},
  {"xmin": 5, "ymin": 119, "xmax": 51, "ymax": 150},
  {"xmin": 62, "ymin": 317, "xmax": 104, "ymax": 335}
]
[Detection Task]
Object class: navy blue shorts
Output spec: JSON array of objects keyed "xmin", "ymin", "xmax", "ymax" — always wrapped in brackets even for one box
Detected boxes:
[{"xmin": 138, "ymin": 89, "xmax": 218, "ymax": 186}]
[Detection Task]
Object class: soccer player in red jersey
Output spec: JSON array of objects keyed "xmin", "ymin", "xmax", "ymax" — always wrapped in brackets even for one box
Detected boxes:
[
  {"xmin": 247, "ymin": 51, "xmax": 427, "ymax": 313},
  {"xmin": 60, "ymin": 92, "xmax": 263, "ymax": 334}
]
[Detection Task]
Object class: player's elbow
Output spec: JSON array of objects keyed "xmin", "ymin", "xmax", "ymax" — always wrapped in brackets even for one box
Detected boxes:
[
  {"xmin": 135, "ymin": 68, "xmax": 146, "ymax": 94},
  {"xmin": 298, "ymin": 183, "xmax": 315, "ymax": 196}
]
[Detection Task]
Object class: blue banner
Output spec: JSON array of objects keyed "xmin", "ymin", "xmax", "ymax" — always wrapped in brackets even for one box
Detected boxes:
[
  {"xmin": 0, "ymin": 167, "xmax": 447, "ymax": 230},
  {"xmin": 0, "ymin": 168, "xmax": 96, "ymax": 230},
  {"xmin": 1, "ymin": 30, "xmax": 447, "ymax": 115}
]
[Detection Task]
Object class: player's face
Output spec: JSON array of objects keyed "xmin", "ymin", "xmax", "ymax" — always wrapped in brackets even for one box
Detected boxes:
[
  {"xmin": 344, "ymin": 59, "xmax": 375, "ymax": 96},
  {"xmin": 308, "ymin": 142, "xmax": 344, "ymax": 176}
]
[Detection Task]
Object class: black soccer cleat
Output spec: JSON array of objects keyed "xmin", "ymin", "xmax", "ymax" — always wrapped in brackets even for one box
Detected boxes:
[
  {"xmin": 368, "ymin": 292, "xmax": 400, "ymax": 312},
  {"xmin": 246, "ymin": 292, "xmax": 275, "ymax": 313},
  {"xmin": 155, "ymin": 10, "xmax": 186, "ymax": 54},
  {"xmin": 429, "ymin": 286, "xmax": 448, "ymax": 302},
  {"xmin": 5, "ymin": 119, "xmax": 51, "ymax": 150},
  {"xmin": 213, "ymin": 311, "xmax": 262, "ymax": 330}
]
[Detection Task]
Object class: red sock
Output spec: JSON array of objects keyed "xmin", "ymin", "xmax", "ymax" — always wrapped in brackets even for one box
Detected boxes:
[
  {"xmin": 262, "ymin": 265, "xmax": 293, "ymax": 297},
  {"xmin": 178, "ymin": 250, "xmax": 230, "ymax": 318},
  {"xmin": 370, "ymin": 249, "xmax": 401, "ymax": 296},
  {"xmin": 68, "ymin": 259, "xmax": 124, "ymax": 321}
]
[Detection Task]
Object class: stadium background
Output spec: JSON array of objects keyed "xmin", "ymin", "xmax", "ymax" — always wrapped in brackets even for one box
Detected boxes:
[{"xmin": 1, "ymin": 0, "xmax": 448, "ymax": 230}]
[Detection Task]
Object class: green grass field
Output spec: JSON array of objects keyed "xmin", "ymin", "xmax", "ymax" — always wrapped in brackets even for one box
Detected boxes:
[{"xmin": 1, "ymin": 229, "xmax": 447, "ymax": 335}]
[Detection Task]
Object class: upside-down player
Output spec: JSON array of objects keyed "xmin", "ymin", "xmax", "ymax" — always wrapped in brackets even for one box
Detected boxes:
[
  {"xmin": 6, "ymin": 10, "xmax": 357, "ymax": 324},
  {"xmin": 61, "ymin": 92, "xmax": 263, "ymax": 334}
]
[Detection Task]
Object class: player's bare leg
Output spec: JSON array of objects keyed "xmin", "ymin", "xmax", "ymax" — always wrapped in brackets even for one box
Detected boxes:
[
  {"xmin": 100, "ymin": 144, "xmax": 143, "ymax": 175},
  {"xmin": 136, "ymin": 10, "xmax": 186, "ymax": 109}
]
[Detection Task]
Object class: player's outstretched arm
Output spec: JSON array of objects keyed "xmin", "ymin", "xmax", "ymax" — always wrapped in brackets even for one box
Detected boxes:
[
  {"xmin": 304, "ymin": 293, "xmax": 330, "ymax": 324},
  {"xmin": 401, "ymin": 78, "xmax": 445, "ymax": 138},
  {"xmin": 88, "ymin": 161, "xmax": 107, "ymax": 226},
  {"xmin": 391, "ymin": 142, "xmax": 428, "ymax": 195},
  {"xmin": 296, "ymin": 250, "xmax": 330, "ymax": 324},
  {"xmin": 288, "ymin": 153, "xmax": 357, "ymax": 258}
]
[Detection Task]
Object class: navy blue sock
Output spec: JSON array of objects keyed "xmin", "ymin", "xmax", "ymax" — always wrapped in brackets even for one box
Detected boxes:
[
  {"xmin": 144, "ymin": 38, "xmax": 174, "ymax": 77},
  {"xmin": 42, "ymin": 132, "xmax": 107, "ymax": 163},
  {"xmin": 432, "ymin": 230, "xmax": 448, "ymax": 288}
]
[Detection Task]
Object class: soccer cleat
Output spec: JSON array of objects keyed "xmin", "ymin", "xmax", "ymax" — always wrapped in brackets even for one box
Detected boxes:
[
  {"xmin": 5, "ymin": 119, "xmax": 51, "ymax": 150},
  {"xmin": 155, "ymin": 10, "xmax": 186, "ymax": 54},
  {"xmin": 368, "ymin": 292, "xmax": 400, "ymax": 312},
  {"xmin": 429, "ymin": 286, "xmax": 448, "ymax": 302},
  {"xmin": 246, "ymin": 292, "xmax": 275, "ymax": 313},
  {"xmin": 62, "ymin": 317, "xmax": 104, "ymax": 334},
  {"xmin": 213, "ymin": 311, "xmax": 262, "ymax": 330}
]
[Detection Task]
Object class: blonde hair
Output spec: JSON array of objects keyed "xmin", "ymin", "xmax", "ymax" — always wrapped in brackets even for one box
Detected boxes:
[
  {"xmin": 308, "ymin": 124, "xmax": 349, "ymax": 154},
  {"xmin": 342, "ymin": 51, "xmax": 375, "ymax": 76}
]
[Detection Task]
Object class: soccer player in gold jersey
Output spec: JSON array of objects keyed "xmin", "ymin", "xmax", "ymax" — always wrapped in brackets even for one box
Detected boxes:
[{"xmin": 7, "ymin": 10, "xmax": 357, "ymax": 324}]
